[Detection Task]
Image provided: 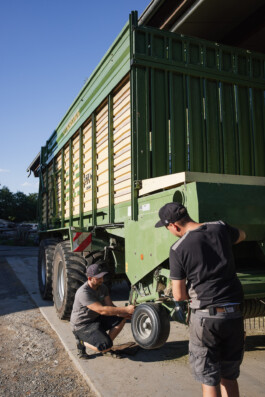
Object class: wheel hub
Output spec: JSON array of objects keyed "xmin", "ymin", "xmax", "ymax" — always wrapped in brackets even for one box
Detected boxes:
[
  {"xmin": 41, "ymin": 257, "xmax": 46, "ymax": 285},
  {"xmin": 137, "ymin": 313, "xmax": 152, "ymax": 338},
  {"xmin": 57, "ymin": 260, "xmax": 65, "ymax": 302}
]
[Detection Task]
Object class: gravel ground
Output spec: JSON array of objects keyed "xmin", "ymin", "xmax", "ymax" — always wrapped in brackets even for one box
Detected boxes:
[{"xmin": 0, "ymin": 260, "xmax": 94, "ymax": 397}]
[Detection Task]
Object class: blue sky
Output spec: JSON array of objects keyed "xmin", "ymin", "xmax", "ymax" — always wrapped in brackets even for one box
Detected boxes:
[{"xmin": 0, "ymin": 0, "xmax": 150, "ymax": 194}]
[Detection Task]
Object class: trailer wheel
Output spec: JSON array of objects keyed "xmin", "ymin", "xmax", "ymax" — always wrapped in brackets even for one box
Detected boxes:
[
  {"xmin": 131, "ymin": 303, "xmax": 170, "ymax": 349},
  {"xmin": 52, "ymin": 241, "xmax": 87, "ymax": 320},
  {"xmin": 38, "ymin": 238, "xmax": 60, "ymax": 300}
]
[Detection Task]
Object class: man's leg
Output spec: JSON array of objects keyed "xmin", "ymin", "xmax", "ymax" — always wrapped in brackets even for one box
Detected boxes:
[
  {"xmin": 74, "ymin": 322, "xmax": 113, "ymax": 356},
  {"xmin": 73, "ymin": 334, "xmax": 90, "ymax": 359},
  {"xmin": 219, "ymin": 315, "xmax": 244, "ymax": 397},
  {"xmin": 202, "ymin": 384, "xmax": 221, "ymax": 397},
  {"xmin": 220, "ymin": 378, "xmax": 240, "ymax": 397},
  {"xmin": 109, "ymin": 318, "xmax": 127, "ymax": 341},
  {"xmin": 83, "ymin": 340, "xmax": 111, "ymax": 353}
]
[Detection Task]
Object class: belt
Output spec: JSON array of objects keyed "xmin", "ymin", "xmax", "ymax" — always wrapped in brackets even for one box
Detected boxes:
[{"xmin": 191, "ymin": 305, "xmax": 241, "ymax": 315}]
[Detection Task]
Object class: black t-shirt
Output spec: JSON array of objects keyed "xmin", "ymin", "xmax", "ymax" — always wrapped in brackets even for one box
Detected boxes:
[{"xmin": 169, "ymin": 221, "xmax": 244, "ymax": 309}]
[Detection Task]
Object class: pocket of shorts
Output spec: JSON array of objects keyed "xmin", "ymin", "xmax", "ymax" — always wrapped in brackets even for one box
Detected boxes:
[
  {"xmin": 189, "ymin": 342, "xmax": 208, "ymax": 374},
  {"xmin": 189, "ymin": 315, "xmax": 205, "ymax": 346}
]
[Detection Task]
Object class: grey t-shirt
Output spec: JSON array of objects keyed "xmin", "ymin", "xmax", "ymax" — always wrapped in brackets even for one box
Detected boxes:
[{"xmin": 70, "ymin": 282, "xmax": 109, "ymax": 331}]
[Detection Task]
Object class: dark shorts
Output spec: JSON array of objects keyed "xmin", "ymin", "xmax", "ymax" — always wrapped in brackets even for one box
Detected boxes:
[
  {"xmin": 189, "ymin": 310, "xmax": 245, "ymax": 386},
  {"xmin": 73, "ymin": 315, "xmax": 123, "ymax": 352}
]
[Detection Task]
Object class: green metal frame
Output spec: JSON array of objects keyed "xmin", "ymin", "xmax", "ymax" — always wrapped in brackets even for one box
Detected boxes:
[
  {"xmin": 35, "ymin": 13, "xmax": 265, "ymax": 302},
  {"xmin": 38, "ymin": 11, "xmax": 265, "ymax": 230},
  {"xmin": 108, "ymin": 94, "xmax": 114, "ymax": 223},
  {"xmin": 125, "ymin": 178, "xmax": 265, "ymax": 302}
]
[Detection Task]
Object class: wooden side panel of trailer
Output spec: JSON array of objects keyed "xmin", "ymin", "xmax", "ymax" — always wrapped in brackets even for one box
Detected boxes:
[
  {"xmin": 83, "ymin": 120, "xmax": 93, "ymax": 213},
  {"xmin": 55, "ymin": 152, "xmax": 62, "ymax": 219},
  {"xmin": 64, "ymin": 144, "xmax": 70, "ymax": 220},
  {"xmin": 47, "ymin": 163, "xmax": 53, "ymax": 223},
  {"xmin": 72, "ymin": 134, "xmax": 80, "ymax": 217},
  {"xmin": 96, "ymin": 101, "xmax": 109, "ymax": 209},
  {"xmin": 113, "ymin": 78, "xmax": 131, "ymax": 205},
  {"xmin": 41, "ymin": 74, "xmax": 131, "ymax": 227}
]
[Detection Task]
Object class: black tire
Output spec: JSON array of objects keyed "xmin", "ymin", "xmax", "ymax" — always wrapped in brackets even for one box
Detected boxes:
[
  {"xmin": 52, "ymin": 241, "xmax": 87, "ymax": 320},
  {"xmin": 38, "ymin": 238, "xmax": 60, "ymax": 300},
  {"xmin": 131, "ymin": 303, "xmax": 170, "ymax": 349}
]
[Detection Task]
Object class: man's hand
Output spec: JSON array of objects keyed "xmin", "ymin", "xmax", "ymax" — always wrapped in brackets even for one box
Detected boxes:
[
  {"xmin": 126, "ymin": 304, "xmax": 135, "ymax": 315},
  {"xmin": 123, "ymin": 304, "xmax": 135, "ymax": 319},
  {"xmin": 174, "ymin": 300, "xmax": 188, "ymax": 324}
]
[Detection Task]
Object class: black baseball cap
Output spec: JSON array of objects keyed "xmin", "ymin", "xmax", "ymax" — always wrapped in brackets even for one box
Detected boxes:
[
  {"xmin": 86, "ymin": 261, "xmax": 108, "ymax": 278},
  {"xmin": 155, "ymin": 202, "xmax": 187, "ymax": 228}
]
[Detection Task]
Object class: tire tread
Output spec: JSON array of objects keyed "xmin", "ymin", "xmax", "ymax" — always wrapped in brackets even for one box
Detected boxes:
[
  {"xmin": 38, "ymin": 238, "xmax": 60, "ymax": 300},
  {"xmin": 53, "ymin": 241, "xmax": 87, "ymax": 320}
]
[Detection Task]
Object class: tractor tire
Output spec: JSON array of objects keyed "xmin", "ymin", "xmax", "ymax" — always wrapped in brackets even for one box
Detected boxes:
[
  {"xmin": 52, "ymin": 241, "xmax": 87, "ymax": 320},
  {"xmin": 38, "ymin": 238, "xmax": 60, "ymax": 300},
  {"xmin": 131, "ymin": 303, "xmax": 170, "ymax": 349}
]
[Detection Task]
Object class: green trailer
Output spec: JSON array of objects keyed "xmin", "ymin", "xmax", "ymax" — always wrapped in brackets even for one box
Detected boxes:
[{"xmin": 28, "ymin": 11, "xmax": 265, "ymax": 349}]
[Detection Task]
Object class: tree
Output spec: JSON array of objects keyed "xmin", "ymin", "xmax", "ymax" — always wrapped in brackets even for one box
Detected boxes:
[
  {"xmin": 0, "ymin": 186, "xmax": 38, "ymax": 222},
  {"xmin": 0, "ymin": 186, "xmax": 15, "ymax": 220}
]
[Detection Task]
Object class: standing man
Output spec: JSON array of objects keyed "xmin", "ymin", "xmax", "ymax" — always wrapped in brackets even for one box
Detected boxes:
[
  {"xmin": 155, "ymin": 202, "xmax": 246, "ymax": 397},
  {"xmin": 70, "ymin": 261, "xmax": 135, "ymax": 359}
]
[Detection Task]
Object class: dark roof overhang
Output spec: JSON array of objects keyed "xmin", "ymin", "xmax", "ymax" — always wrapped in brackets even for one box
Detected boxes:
[{"xmin": 139, "ymin": 0, "xmax": 265, "ymax": 53}]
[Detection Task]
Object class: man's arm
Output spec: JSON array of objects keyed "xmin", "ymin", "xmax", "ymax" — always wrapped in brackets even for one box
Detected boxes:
[
  {"xmin": 234, "ymin": 229, "xmax": 246, "ymax": 245},
  {"xmin": 104, "ymin": 295, "xmax": 115, "ymax": 307},
  {"xmin": 87, "ymin": 301, "xmax": 134, "ymax": 317},
  {"xmin": 172, "ymin": 279, "xmax": 189, "ymax": 301}
]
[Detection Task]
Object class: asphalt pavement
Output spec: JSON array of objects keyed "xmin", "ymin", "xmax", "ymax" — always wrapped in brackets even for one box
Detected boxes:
[{"xmin": 0, "ymin": 245, "xmax": 264, "ymax": 397}]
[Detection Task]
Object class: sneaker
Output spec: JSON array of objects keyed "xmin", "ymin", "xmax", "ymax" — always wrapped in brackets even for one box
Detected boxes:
[{"xmin": 77, "ymin": 350, "xmax": 90, "ymax": 359}]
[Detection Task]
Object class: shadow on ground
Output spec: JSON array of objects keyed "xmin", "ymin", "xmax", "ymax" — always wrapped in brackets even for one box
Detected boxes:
[
  {"xmin": 0, "ymin": 258, "xmax": 53, "ymax": 316},
  {"xmin": 245, "ymin": 335, "xmax": 265, "ymax": 351},
  {"xmin": 120, "ymin": 335, "xmax": 265, "ymax": 363},
  {"xmin": 120, "ymin": 340, "xmax": 189, "ymax": 363}
]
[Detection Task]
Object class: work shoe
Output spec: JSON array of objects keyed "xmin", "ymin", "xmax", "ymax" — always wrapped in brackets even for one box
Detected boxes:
[
  {"xmin": 76, "ymin": 339, "xmax": 90, "ymax": 360},
  {"xmin": 77, "ymin": 351, "xmax": 90, "ymax": 359}
]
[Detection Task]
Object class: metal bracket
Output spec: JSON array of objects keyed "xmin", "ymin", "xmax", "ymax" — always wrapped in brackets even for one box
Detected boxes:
[{"xmin": 134, "ymin": 180, "xmax": 142, "ymax": 190}]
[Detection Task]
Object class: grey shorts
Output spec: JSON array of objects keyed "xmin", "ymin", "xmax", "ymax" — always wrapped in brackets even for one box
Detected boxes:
[{"xmin": 189, "ymin": 310, "xmax": 245, "ymax": 386}]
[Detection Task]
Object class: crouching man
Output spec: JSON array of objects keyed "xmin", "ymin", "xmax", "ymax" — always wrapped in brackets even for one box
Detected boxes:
[{"xmin": 70, "ymin": 261, "xmax": 135, "ymax": 359}]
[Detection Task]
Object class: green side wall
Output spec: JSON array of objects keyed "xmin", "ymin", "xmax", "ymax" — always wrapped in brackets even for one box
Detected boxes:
[
  {"xmin": 37, "ymin": 12, "xmax": 265, "ymax": 238},
  {"xmin": 125, "ymin": 181, "xmax": 265, "ymax": 286},
  {"xmin": 130, "ymin": 20, "xmax": 265, "ymax": 184}
]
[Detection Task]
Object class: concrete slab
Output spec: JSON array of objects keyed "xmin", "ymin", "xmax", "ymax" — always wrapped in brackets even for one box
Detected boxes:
[{"xmin": 2, "ymin": 246, "xmax": 265, "ymax": 397}]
